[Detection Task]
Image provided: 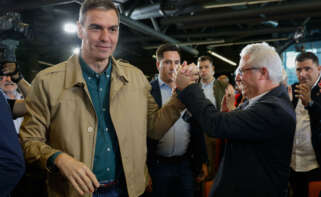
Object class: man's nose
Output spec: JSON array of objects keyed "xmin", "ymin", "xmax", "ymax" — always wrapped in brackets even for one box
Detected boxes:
[
  {"xmin": 100, "ymin": 29, "xmax": 111, "ymax": 42},
  {"xmin": 298, "ymin": 70, "xmax": 306, "ymax": 79},
  {"xmin": 4, "ymin": 76, "xmax": 11, "ymax": 81}
]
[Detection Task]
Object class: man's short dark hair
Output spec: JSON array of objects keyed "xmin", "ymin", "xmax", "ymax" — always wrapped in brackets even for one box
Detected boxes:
[
  {"xmin": 295, "ymin": 52, "xmax": 319, "ymax": 66},
  {"xmin": 198, "ymin": 55, "xmax": 214, "ymax": 66},
  {"xmin": 156, "ymin": 44, "xmax": 180, "ymax": 62},
  {"xmin": 79, "ymin": 0, "xmax": 119, "ymax": 25}
]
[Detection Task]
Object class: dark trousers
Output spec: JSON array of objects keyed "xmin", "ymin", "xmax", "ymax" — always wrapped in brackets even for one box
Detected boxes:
[
  {"xmin": 149, "ymin": 158, "xmax": 194, "ymax": 197},
  {"xmin": 289, "ymin": 167, "xmax": 321, "ymax": 197}
]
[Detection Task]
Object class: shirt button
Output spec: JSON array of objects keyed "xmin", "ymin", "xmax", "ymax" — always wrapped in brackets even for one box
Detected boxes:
[
  {"xmin": 88, "ymin": 77, "xmax": 91, "ymax": 80},
  {"xmin": 96, "ymin": 74, "xmax": 99, "ymax": 78},
  {"xmin": 107, "ymin": 168, "xmax": 110, "ymax": 171},
  {"xmin": 88, "ymin": 127, "xmax": 93, "ymax": 133},
  {"xmin": 105, "ymin": 128, "xmax": 108, "ymax": 132},
  {"xmin": 102, "ymin": 108, "xmax": 106, "ymax": 112},
  {"xmin": 106, "ymin": 74, "xmax": 110, "ymax": 78},
  {"xmin": 107, "ymin": 147, "xmax": 111, "ymax": 152},
  {"xmin": 99, "ymin": 88, "xmax": 103, "ymax": 92}
]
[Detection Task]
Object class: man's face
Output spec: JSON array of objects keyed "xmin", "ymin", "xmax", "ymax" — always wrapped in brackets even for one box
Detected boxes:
[
  {"xmin": 239, "ymin": 56, "xmax": 262, "ymax": 99},
  {"xmin": 295, "ymin": 59, "xmax": 321, "ymax": 88},
  {"xmin": 157, "ymin": 51, "xmax": 180, "ymax": 84},
  {"xmin": 0, "ymin": 75, "xmax": 17, "ymax": 93},
  {"xmin": 198, "ymin": 60, "xmax": 214, "ymax": 81},
  {"xmin": 78, "ymin": 9, "xmax": 119, "ymax": 62}
]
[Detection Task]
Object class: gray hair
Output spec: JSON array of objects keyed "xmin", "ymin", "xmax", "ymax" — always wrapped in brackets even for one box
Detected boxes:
[
  {"xmin": 79, "ymin": 0, "xmax": 119, "ymax": 25},
  {"xmin": 240, "ymin": 42, "xmax": 283, "ymax": 84}
]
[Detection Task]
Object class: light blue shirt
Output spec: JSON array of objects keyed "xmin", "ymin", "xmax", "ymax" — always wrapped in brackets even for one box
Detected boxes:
[
  {"xmin": 156, "ymin": 78, "xmax": 191, "ymax": 157},
  {"xmin": 201, "ymin": 79, "xmax": 217, "ymax": 108}
]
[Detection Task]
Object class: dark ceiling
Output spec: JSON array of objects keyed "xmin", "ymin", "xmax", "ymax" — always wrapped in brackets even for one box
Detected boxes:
[{"xmin": 1, "ymin": 0, "xmax": 321, "ymax": 81}]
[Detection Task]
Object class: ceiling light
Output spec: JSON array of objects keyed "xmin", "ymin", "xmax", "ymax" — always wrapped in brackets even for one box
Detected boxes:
[
  {"xmin": 203, "ymin": 0, "xmax": 283, "ymax": 9},
  {"xmin": 208, "ymin": 50, "xmax": 237, "ymax": 66},
  {"xmin": 64, "ymin": 23, "xmax": 77, "ymax": 33}
]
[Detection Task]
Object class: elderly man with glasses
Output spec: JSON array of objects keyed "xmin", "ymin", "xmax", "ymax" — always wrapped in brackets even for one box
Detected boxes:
[{"xmin": 175, "ymin": 42, "xmax": 296, "ymax": 197}]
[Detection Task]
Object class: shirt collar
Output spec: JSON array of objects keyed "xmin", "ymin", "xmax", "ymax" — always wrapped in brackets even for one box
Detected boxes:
[
  {"xmin": 158, "ymin": 77, "xmax": 171, "ymax": 89},
  {"xmin": 79, "ymin": 55, "xmax": 112, "ymax": 78},
  {"xmin": 200, "ymin": 78, "xmax": 215, "ymax": 87},
  {"xmin": 248, "ymin": 91, "xmax": 269, "ymax": 107}
]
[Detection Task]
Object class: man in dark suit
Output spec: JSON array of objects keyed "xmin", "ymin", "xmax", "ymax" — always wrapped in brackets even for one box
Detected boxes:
[
  {"xmin": 197, "ymin": 55, "xmax": 227, "ymax": 178},
  {"xmin": 0, "ymin": 90, "xmax": 25, "ymax": 197},
  {"xmin": 147, "ymin": 43, "xmax": 208, "ymax": 197},
  {"xmin": 175, "ymin": 42, "xmax": 296, "ymax": 197},
  {"xmin": 290, "ymin": 52, "xmax": 321, "ymax": 197}
]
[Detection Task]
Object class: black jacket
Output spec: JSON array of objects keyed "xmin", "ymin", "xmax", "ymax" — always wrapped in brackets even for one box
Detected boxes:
[
  {"xmin": 178, "ymin": 84, "xmax": 296, "ymax": 197},
  {"xmin": 292, "ymin": 79, "xmax": 321, "ymax": 165},
  {"xmin": 147, "ymin": 79, "xmax": 208, "ymax": 173}
]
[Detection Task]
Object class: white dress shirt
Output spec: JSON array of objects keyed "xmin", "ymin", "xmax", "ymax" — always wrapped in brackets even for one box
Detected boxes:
[{"xmin": 156, "ymin": 78, "xmax": 191, "ymax": 157}]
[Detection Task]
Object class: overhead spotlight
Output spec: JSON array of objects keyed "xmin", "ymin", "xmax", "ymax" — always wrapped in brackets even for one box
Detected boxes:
[
  {"xmin": 64, "ymin": 23, "xmax": 77, "ymax": 33},
  {"xmin": 73, "ymin": 47, "xmax": 80, "ymax": 54},
  {"xmin": 208, "ymin": 50, "xmax": 237, "ymax": 66}
]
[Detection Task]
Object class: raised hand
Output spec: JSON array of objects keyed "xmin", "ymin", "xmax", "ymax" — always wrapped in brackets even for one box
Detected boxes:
[
  {"xmin": 295, "ymin": 83, "xmax": 311, "ymax": 106},
  {"xmin": 1, "ymin": 62, "xmax": 17, "ymax": 75},
  {"xmin": 176, "ymin": 62, "xmax": 199, "ymax": 91}
]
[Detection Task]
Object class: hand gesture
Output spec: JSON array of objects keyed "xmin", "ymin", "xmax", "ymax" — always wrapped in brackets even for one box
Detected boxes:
[
  {"xmin": 176, "ymin": 62, "xmax": 199, "ymax": 91},
  {"xmin": 221, "ymin": 84, "xmax": 235, "ymax": 112},
  {"xmin": 196, "ymin": 164, "xmax": 208, "ymax": 183},
  {"xmin": 54, "ymin": 153, "xmax": 99, "ymax": 195},
  {"xmin": 2, "ymin": 62, "xmax": 17, "ymax": 75},
  {"xmin": 295, "ymin": 83, "xmax": 311, "ymax": 106}
]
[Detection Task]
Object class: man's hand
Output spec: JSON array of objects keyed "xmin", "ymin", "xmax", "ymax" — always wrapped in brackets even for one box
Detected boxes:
[
  {"xmin": 295, "ymin": 83, "xmax": 311, "ymax": 106},
  {"xmin": 221, "ymin": 84, "xmax": 235, "ymax": 112},
  {"xmin": 1, "ymin": 62, "xmax": 20, "ymax": 81},
  {"xmin": 196, "ymin": 164, "xmax": 208, "ymax": 183},
  {"xmin": 176, "ymin": 62, "xmax": 199, "ymax": 91},
  {"xmin": 54, "ymin": 153, "xmax": 99, "ymax": 195}
]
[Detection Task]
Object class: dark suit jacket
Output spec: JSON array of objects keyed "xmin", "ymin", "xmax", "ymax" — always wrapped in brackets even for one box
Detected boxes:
[
  {"xmin": 178, "ymin": 84, "xmax": 296, "ymax": 197},
  {"xmin": 147, "ymin": 79, "xmax": 208, "ymax": 173},
  {"xmin": 0, "ymin": 93, "xmax": 25, "ymax": 197},
  {"xmin": 291, "ymin": 79, "xmax": 321, "ymax": 165}
]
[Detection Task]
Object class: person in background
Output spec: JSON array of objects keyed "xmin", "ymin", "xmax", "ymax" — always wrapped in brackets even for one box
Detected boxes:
[
  {"xmin": 289, "ymin": 52, "xmax": 321, "ymax": 197},
  {"xmin": 176, "ymin": 42, "xmax": 296, "ymax": 197},
  {"xmin": 0, "ymin": 61, "xmax": 30, "ymax": 119},
  {"xmin": 19, "ymin": 1, "xmax": 184, "ymax": 197},
  {"xmin": 147, "ymin": 43, "xmax": 208, "ymax": 197},
  {"xmin": 217, "ymin": 74, "xmax": 229, "ymax": 84},
  {"xmin": 197, "ymin": 55, "xmax": 227, "ymax": 179}
]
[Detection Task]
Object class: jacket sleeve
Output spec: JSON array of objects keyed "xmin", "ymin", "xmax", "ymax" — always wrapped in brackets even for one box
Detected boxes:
[
  {"xmin": 19, "ymin": 75, "xmax": 61, "ymax": 171},
  {"xmin": 178, "ymin": 84, "xmax": 296, "ymax": 141},
  {"xmin": 146, "ymin": 83, "xmax": 185, "ymax": 140},
  {"xmin": 0, "ymin": 94, "xmax": 25, "ymax": 196}
]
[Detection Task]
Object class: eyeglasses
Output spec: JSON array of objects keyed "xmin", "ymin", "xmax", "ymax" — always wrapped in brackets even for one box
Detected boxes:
[{"xmin": 238, "ymin": 67, "xmax": 261, "ymax": 76}]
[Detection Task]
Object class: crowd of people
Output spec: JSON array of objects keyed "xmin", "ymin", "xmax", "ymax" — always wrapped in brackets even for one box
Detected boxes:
[{"xmin": 1, "ymin": 0, "xmax": 321, "ymax": 197}]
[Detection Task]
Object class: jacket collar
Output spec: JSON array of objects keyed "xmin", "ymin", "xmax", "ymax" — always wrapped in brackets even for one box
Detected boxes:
[{"xmin": 64, "ymin": 55, "xmax": 129, "ymax": 89}]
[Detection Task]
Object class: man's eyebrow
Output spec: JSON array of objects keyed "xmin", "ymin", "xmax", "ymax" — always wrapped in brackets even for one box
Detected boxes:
[{"xmin": 88, "ymin": 24, "xmax": 103, "ymax": 28}]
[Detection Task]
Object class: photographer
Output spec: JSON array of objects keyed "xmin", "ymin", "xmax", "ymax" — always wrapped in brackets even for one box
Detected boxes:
[{"xmin": 0, "ymin": 61, "xmax": 31, "ymax": 118}]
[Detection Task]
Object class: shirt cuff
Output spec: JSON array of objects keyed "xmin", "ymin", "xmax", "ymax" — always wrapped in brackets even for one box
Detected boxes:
[{"xmin": 47, "ymin": 152, "xmax": 62, "ymax": 173}]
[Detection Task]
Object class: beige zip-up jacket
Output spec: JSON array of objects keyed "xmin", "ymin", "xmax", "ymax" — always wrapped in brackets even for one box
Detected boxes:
[{"xmin": 19, "ymin": 55, "xmax": 184, "ymax": 197}]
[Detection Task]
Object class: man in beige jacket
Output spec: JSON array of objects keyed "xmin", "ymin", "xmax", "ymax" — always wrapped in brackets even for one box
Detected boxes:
[{"xmin": 19, "ymin": 1, "xmax": 185, "ymax": 197}]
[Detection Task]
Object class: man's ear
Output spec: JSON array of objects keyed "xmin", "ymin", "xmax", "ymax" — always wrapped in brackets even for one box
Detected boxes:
[
  {"xmin": 156, "ymin": 61, "xmax": 161, "ymax": 72},
  {"xmin": 260, "ymin": 67, "xmax": 269, "ymax": 80},
  {"xmin": 77, "ymin": 21, "xmax": 83, "ymax": 39}
]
